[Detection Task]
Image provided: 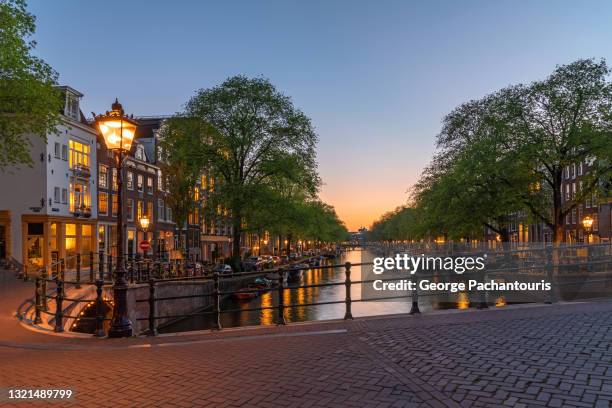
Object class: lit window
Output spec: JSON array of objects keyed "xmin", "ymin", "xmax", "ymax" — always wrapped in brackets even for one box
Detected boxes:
[
  {"xmin": 99, "ymin": 192, "xmax": 108, "ymax": 215},
  {"xmin": 68, "ymin": 140, "xmax": 90, "ymax": 169},
  {"xmin": 137, "ymin": 174, "xmax": 144, "ymax": 192},
  {"xmin": 112, "ymin": 168, "xmax": 118, "ymax": 191},
  {"xmin": 112, "ymin": 194, "xmax": 118, "ymax": 217},
  {"xmin": 147, "ymin": 177, "xmax": 153, "ymax": 194},
  {"xmin": 98, "ymin": 165, "xmax": 108, "ymax": 189},
  {"xmin": 137, "ymin": 201, "xmax": 143, "ymax": 220},
  {"xmin": 147, "ymin": 201, "xmax": 153, "ymax": 219},
  {"xmin": 69, "ymin": 178, "xmax": 90, "ymax": 212}
]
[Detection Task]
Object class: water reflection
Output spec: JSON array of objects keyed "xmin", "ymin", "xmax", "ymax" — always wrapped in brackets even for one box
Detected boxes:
[{"xmin": 160, "ymin": 249, "xmax": 502, "ymax": 334}]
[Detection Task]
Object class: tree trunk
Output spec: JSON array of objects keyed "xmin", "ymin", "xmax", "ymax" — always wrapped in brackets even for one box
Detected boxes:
[
  {"xmin": 552, "ymin": 169, "xmax": 565, "ymax": 244},
  {"xmin": 231, "ymin": 217, "xmax": 242, "ymax": 270}
]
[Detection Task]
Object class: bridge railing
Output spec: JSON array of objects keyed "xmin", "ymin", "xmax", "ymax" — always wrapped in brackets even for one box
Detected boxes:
[{"xmin": 26, "ymin": 243, "xmax": 612, "ymax": 337}]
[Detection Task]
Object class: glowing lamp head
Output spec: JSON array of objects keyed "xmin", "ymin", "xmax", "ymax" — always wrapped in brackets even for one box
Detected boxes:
[
  {"xmin": 95, "ymin": 99, "xmax": 138, "ymax": 152},
  {"xmin": 139, "ymin": 216, "xmax": 150, "ymax": 231},
  {"xmin": 582, "ymin": 216, "xmax": 594, "ymax": 230}
]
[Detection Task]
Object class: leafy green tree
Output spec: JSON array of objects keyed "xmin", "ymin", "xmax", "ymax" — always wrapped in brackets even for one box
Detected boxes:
[
  {"xmin": 179, "ymin": 76, "xmax": 319, "ymax": 266},
  {"xmin": 0, "ymin": 0, "xmax": 62, "ymax": 170},
  {"xmin": 157, "ymin": 117, "xmax": 204, "ymax": 257},
  {"xmin": 416, "ymin": 59, "xmax": 612, "ymax": 243}
]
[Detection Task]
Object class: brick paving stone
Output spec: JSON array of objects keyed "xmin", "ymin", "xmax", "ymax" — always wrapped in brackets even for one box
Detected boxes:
[{"xmin": 0, "ymin": 273, "xmax": 611, "ymax": 407}]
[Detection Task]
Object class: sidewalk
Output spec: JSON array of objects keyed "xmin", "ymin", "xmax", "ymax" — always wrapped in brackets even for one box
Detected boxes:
[{"xmin": 1, "ymin": 270, "xmax": 611, "ymax": 407}]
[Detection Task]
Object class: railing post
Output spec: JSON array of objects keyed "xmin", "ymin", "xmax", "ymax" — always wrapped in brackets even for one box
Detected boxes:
[
  {"xmin": 213, "ymin": 272, "xmax": 222, "ymax": 330},
  {"xmin": 75, "ymin": 253, "xmax": 81, "ymax": 289},
  {"xmin": 41, "ymin": 266, "xmax": 48, "ymax": 311},
  {"xmin": 277, "ymin": 268, "xmax": 287, "ymax": 325},
  {"xmin": 34, "ymin": 277, "xmax": 42, "ymax": 324},
  {"xmin": 409, "ymin": 281, "xmax": 420, "ymax": 314},
  {"xmin": 148, "ymin": 278, "xmax": 157, "ymax": 336},
  {"xmin": 344, "ymin": 262, "xmax": 353, "ymax": 320},
  {"xmin": 99, "ymin": 250, "xmax": 105, "ymax": 281},
  {"xmin": 54, "ymin": 278, "xmax": 64, "ymax": 333},
  {"xmin": 546, "ymin": 246, "xmax": 557, "ymax": 304},
  {"xmin": 94, "ymin": 279, "xmax": 105, "ymax": 337},
  {"xmin": 89, "ymin": 251, "xmax": 94, "ymax": 283},
  {"xmin": 107, "ymin": 253, "xmax": 112, "ymax": 281}
]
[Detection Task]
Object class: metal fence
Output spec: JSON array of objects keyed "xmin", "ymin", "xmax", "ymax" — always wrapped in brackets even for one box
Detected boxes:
[{"xmin": 26, "ymin": 243, "xmax": 612, "ymax": 337}]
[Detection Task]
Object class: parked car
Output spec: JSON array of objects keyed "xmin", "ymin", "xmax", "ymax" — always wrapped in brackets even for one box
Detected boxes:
[
  {"xmin": 289, "ymin": 253, "xmax": 299, "ymax": 260},
  {"xmin": 213, "ymin": 264, "xmax": 233, "ymax": 275}
]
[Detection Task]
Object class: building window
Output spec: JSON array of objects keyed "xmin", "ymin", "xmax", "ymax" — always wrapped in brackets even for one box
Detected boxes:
[
  {"xmin": 578, "ymin": 162, "xmax": 583, "ymax": 176},
  {"xmin": 158, "ymin": 170, "xmax": 163, "ymax": 191},
  {"xmin": 571, "ymin": 208, "xmax": 576, "ymax": 225},
  {"xmin": 69, "ymin": 140, "xmax": 90, "ymax": 169},
  {"xmin": 158, "ymin": 199, "xmax": 165, "ymax": 221},
  {"xmin": 99, "ymin": 165, "xmax": 108, "ymax": 189},
  {"xmin": 69, "ymin": 178, "xmax": 90, "ymax": 212},
  {"xmin": 593, "ymin": 212, "xmax": 599, "ymax": 231},
  {"xmin": 112, "ymin": 168, "xmax": 118, "ymax": 190},
  {"xmin": 127, "ymin": 171, "xmax": 134, "ymax": 190},
  {"xmin": 127, "ymin": 199, "xmax": 134, "ymax": 221},
  {"xmin": 137, "ymin": 200, "xmax": 144, "ymax": 220},
  {"xmin": 61, "ymin": 145, "xmax": 68, "ymax": 161},
  {"xmin": 147, "ymin": 177, "xmax": 153, "ymax": 194},
  {"xmin": 53, "ymin": 187, "xmax": 60, "ymax": 203},
  {"xmin": 54, "ymin": 142, "xmax": 61, "ymax": 158},
  {"xmin": 571, "ymin": 164, "xmax": 576, "ymax": 179},
  {"xmin": 99, "ymin": 192, "xmax": 108, "ymax": 215},
  {"xmin": 167, "ymin": 207, "xmax": 172, "ymax": 222},
  {"xmin": 147, "ymin": 201, "xmax": 153, "ymax": 219},
  {"xmin": 112, "ymin": 194, "xmax": 118, "ymax": 217},
  {"xmin": 61, "ymin": 188, "xmax": 68, "ymax": 204},
  {"xmin": 137, "ymin": 174, "xmax": 144, "ymax": 192},
  {"xmin": 65, "ymin": 94, "xmax": 79, "ymax": 120}
]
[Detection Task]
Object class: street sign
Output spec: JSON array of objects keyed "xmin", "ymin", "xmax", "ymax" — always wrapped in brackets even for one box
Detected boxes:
[{"xmin": 139, "ymin": 240, "xmax": 151, "ymax": 251}]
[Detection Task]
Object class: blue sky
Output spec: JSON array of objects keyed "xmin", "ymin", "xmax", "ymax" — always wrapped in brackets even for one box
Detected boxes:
[{"xmin": 28, "ymin": 0, "xmax": 612, "ymax": 229}]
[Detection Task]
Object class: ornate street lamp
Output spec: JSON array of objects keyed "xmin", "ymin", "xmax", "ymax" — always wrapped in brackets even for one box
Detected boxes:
[
  {"xmin": 139, "ymin": 216, "xmax": 150, "ymax": 232},
  {"xmin": 582, "ymin": 215, "xmax": 594, "ymax": 244},
  {"xmin": 94, "ymin": 99, "xmax": 138, "ymax": 338}
]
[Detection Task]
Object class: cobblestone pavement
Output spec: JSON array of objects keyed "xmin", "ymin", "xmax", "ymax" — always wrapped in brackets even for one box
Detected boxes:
[{"xmin": 0, "ymin": 271, "xmax": 611, "ymax": 407}]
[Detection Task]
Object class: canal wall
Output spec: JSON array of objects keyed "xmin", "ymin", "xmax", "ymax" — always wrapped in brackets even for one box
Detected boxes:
[{"xmin": 126, "ymin": 276, "xmax": 256, "ymax": 334}]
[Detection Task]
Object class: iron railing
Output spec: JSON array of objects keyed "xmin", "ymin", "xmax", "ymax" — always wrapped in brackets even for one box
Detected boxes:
[{"xmin": 27, "ymin": 243, "xmax": 612, "ymax": 337}]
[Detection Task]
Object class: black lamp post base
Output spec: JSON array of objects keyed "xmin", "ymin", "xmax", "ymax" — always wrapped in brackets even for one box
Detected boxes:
[{"xmin": 107, "ymin": 318, "xmax": 133, "ymax": 338}]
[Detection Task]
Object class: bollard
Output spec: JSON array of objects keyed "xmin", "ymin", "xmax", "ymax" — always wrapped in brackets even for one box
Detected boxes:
[
  {"xmin": 34, "ymin": 277, "xmax": 42, "ymax": 324},
  {"xmin": 76, "ymin": 253, "xmax": 81, "ymax": 289},
  {"xmin": 54, "ymin": 278, "xmax": 64, "ymax": 332},
  {"xmin": 99, "ymin": 251, "xmax": 105, "ymax": 281},
  {"xmin": 277, "ymin": 269, "xmax": 287, "ymax": 325},
  {"xmin": 89, "ymin": 251, "xmax": 94, "ymax": 283},
  {"xmin": 212, "ymin": 272, "xmax": 222, "ymax": 330},
  {"xmin": 344, "ymin": 262, "xmax": 353, "ymax": 320},
  {"xmin": 94, "ymin": 279, "xmax": 105, "ymax": 337},
  {"xmin": 409, "ymin": 283, "xmax": 421, "ymax": 314},
  {"xmin": 148, "ymin": 278, "xmax": 157, "ymax": 336}
]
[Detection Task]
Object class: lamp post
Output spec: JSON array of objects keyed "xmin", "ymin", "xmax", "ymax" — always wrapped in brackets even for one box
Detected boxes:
[
  {"xmin": 582, "ymin": 215, "xmax": 594, "ymax": 244},
  {"xmin": 139, "ymin": 215, "xmax": 150, "ymax": 258},
  {"xmin": 94, "ymin": 99, "xmax": 138, "ymax": 338}
]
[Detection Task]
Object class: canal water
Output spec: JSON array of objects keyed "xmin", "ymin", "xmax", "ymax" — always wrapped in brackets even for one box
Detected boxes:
[{"xmin": 160, "ymin": 249, "xmax": 487, "ymax": 333}]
